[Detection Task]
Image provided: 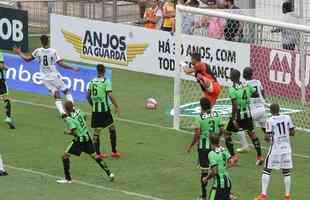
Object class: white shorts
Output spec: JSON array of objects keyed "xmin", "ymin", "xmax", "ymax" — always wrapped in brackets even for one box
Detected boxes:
[
  {"xmin": 265, "ymin": 153, "xmax": 293, "ymax": 170},
  {"xmin": 250, "ymin": 104, "xmax": 266, "ymax": 127},
  {"xmin": 42, "ymin": 76, "xmax": 68, "ymax": 94}
]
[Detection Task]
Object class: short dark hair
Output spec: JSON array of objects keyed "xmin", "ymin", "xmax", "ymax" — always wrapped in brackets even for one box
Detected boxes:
[
  {"xmin": 243, "ymin": 67, "xmax": 253, "ymax": 80},
  {"xmin": 64, "ymin": 100, "xmax": 74, "ymax": 113},
  {"xmin": 210, "ymin": 134, "xmax": 220, "ymax": 146},
  {"xmin": 230, "ymin": 69, "xmax": 240, "ymax": 83},
  {"xmin": 200, "ymin": 97, "xmax": 212, "ymax": 111},
  {"xmin": 191, "ymin": 53, "xmax": 201, "ymax": 62},
  {"xmin": 40, "ymin": 35, "xmax": 49, "ymax": 46},
  {"xmin": 270, "ymin": 103, "xmax": 280, "ymax": 115},
  {"xmin": 96, "ymin": 64, "xmax": 105, "ymax": 74}
]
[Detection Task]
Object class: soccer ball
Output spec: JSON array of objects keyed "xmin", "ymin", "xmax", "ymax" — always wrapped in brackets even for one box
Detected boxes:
[{"xmin": 146, "ymin": 98, "xmax": 158, "ymax": 109}]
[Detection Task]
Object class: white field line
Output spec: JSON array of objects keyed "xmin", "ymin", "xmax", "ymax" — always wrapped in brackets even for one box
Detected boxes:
[
  {"xmin": 5, "ymin": 165, "xmax": 165, "ymax": 200},
  {"xmin": 12, "ymin": 98, "xmax": 310, "ymax": 160}
]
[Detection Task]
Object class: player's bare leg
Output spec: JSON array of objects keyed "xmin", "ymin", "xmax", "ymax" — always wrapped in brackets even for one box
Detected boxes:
[
  {"xmin": 237, "ymin": 130, "xmax": 250, "ymax": 153},
  {"xmin": 63, "ymin": 89, "xmax": 74, "ymax": 103},
  {"xmin": 224, "ymin": 132, "xmax": 238, "ymax": 165},
  {"xmin": 90, "ymin": 154, "xmax": 114, "ymax": 181},
  {"xmin": 93, "ymin": 128, "xmax": 108, "ymax": 159},
  {"xmin": 282, "ymin": 169, "xmax": 292, "ymax": 200},
  {"xmin": 57, "ymin": 153, "xmax": 72, "ymax": 184},
  {"xmin": 53, "ymin": 90, "xmax": 65, "ymax": 116},
  {"xmin": 248, "ymin": 131, "xmax": 263, "ymax": 165},
  {"xmin": 1, "ymin": 95, "xmax": 15, "ymax": 129},
  {"xmin": 109, "ymin": 125, "xmax": 120, "ymax": 158}
]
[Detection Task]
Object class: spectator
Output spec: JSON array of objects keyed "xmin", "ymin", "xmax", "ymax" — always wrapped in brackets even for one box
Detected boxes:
[
  {"xmin": 181, "ymin": 0, "xmax": 199, "ymax": 35},
  {"xmin": 138, "ymin": 0, "xmax": 149, "ymax": 22},
  {"xmin": 162, "ymin": 0, "xmax": 175, "ymax": 32},
  {"xmin": 223, "ymin": 0, "xmax": 243, "ymax": 41},
  {"xmin": 207, "ymin": 5, "xmax": 226, "ymax": 39},
  {"xmin": 143, "ymin": 0, "xmax": 163, "ymax": 30}
]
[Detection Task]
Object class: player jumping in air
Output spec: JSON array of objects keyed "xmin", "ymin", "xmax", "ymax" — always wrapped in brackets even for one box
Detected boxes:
[
  {"xmin": 87, "ymin": 64, "xmax": 121, "ymax": 159},
  {"xmin": 186, "ymin": 97, "xmax": 226, "ymax": 200},
  {"xmin": 13, "ymin": 35, "xmax": 79, "ymax": 116},
  {"xmin": 0, "ymin": 52, "xmax": 15, "ymax": 129},
  {"xmin": 57, "ymin": 101, "xmax": 114, "ymax": 184},
  {"xmin": 202, "ymin": 134, "xmax": 236, "ymax": 200},
  {"xmin": 183, "ymin": 53, "xmax": 221, "ymax": 105},
  {"xmin": 255, "ymin": 103, "xmax": 294, "ymax": 200},
  {"xmin": 237, "ymin": 67, "xmax": 267, "ymax": 153},
  {"xmin": 226, "ymin": 69, "xmax": 264, "ymax": 165}
]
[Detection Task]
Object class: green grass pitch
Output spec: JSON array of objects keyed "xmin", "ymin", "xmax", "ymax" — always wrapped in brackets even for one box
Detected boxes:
[{"xmin": 0, "ymin": 37, "xmax": 309, "ymax": 200}]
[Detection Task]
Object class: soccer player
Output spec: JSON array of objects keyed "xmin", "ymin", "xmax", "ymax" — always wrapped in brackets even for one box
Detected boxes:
[
  {"xmin": 0, "ymin": 52, "xmax": 15, "ymax": 129},
  {"xmin": 183, "ymin": 53, "xmax": 221, "ymax": 105},
  {"xmin": 226, "ymin": 69, "xmax": 264, "ymax": 165},
  {"xmin": 0, "ymin": 154, "xmax": 8, "ymax": 176},
  {"xmin": 202, "ymin": 134, "xmax": 235, "ymax": 200},
  {"xmin": 13, "ymin": 35, "xmax": 79, "ymax": 116},
  {"xmin": 237, "ymin": 67, "xmax": 267, "ymax": 153},
  {"xmin": 255, "ymin": 103, "xmax": 294, "ymax": 200},
  {"xmin": 57, "ymin": 101, "xmax": 114, "ymax": 184},
  {"xmin": 186, "ymin": 97, "xmax": 225, "ymax": 200},
  {"xmin": 87, "ymin": 64, "xmax": 120, "ymax": 158}
]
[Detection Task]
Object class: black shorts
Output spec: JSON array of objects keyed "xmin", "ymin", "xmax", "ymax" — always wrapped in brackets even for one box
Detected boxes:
[
  {"xmin": 198, "ymin": 148, "xmax": 211, "ymax": 169},
  {"xmin": 91, "ymin": 111, "xmax": 114, "ymax": 129},
  {"xmin": 0, "ymin": 80, "xmax": 8, "ymax": 96},
  {"xmin": 209, "ymin": 187, "xmax": 231, "ymax": 200},
  {"xmin": 66, "ymin": 138, "xmax": 95, "ymax": 156},
  {"xmin": 226, "ymin": 117, "xmax": 254, "ymax": 132}
]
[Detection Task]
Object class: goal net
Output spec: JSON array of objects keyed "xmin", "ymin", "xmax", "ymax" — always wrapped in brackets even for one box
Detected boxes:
[{"xmin": 173, "ymin": 5, "xmax": 310, "ymax": 132}]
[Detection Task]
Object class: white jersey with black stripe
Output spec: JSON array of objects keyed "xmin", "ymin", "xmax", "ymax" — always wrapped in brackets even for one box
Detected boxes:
[{"xmin": 246, "ymin": 79, "xmax": 265, "ymax": 107}]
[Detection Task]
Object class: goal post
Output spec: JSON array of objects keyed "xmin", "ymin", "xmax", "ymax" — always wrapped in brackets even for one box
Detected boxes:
[{"xmin": 173, "ymin": 5, "xmax": 310, "ymax": 132}]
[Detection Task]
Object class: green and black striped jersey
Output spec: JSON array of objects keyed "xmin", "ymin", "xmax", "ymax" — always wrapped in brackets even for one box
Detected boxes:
[{"xmin": 88, "ymin": 78, "xmax": 112, "ymax": 112}]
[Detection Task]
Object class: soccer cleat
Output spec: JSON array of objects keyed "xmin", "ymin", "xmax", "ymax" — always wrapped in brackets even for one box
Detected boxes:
[
  {"xmin": 5, "ymin": 117, "xmax": 15, "ymax": 129},
  {"xmin": 56, "ymin": 178, "xmax": 72, "ymax": 184},
  {"xmin": 0, "ymin": 171, "xmax": 8, "ymax": 176},
  {"xmin": 284, "ymin": 195, "xmax": 292, "ymax": 200},
  {"xmin": 96, "ymin": 153, "xmax": 109, "ymax": 159},
  {"xmin": 256, "ymin": 156, "xmax": 264, "ymax": 166},
  {"xmin": 111, "ymin": 152, "xmax": 121, "ymax": 158},
  {"xmin": 109, "ymin": 173, "xmax": 115, "ymax": 182},
  {"xmin": 254, "ymin": 194, "xmax": 267, "ymax": 200},
  {"xmin": 236, "ymin": 146, "xmax": 251, "ymax": 153}
]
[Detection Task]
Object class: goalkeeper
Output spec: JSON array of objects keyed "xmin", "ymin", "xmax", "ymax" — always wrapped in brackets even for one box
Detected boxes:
[{"xmin": 184, "ymin": 53, "xmax": 221, "ymax": 105}]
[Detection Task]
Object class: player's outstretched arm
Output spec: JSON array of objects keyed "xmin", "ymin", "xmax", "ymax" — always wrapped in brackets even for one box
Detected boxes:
[
  {"xmin": 86, "ymin": 90, "xmax": 93, "ymax": 106},
  {"xmin": 186, "ymin": 128, "xmax": 200, "ymax": 153},
  {"xmin": 57, "ymin": 60, "xmax": 80, "ymax": 72},
  {"xmin": 13, "ymin": 47, "xmax": 34, "ymax": 62},
  {"xmin": 108, "ymin": 92, "xmax": 120, "ymax": 116}
]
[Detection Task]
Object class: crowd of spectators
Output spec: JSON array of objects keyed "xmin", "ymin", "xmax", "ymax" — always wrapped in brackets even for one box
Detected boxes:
[{"xmin": 140, "ymin": 0, "xmax": 244, "ymax": 41}]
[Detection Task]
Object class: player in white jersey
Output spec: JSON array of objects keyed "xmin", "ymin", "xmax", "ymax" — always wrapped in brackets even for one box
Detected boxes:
[
  {"xmin": 255, "ymin": 103, "xmax": 294, "ymax": 200},
  {"xmin": 237, "ymin": 67, "xmax": 267, "ymax": 153},
  {"xmin": 13, "ymin": 35, "xmax": 79, "ymax": 115}
]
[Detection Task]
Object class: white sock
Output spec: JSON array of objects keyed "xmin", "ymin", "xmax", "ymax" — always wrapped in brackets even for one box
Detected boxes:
[
  {"xmin": 284, "ymin": 175, "xmax": 291, "ymax": 196},
  {"xmin": 65, "ymin": 93, "xmax": 74, "ymax": 103},
  {"xmin": 0, "ymin": 154, "xmax": 5, "ymax": 171},
  {"xmin": 261, "ymin": 171, "xmax": 271, "ymax": 195},
  {"xmin": 55, "ymin": 100, "xmax": 65, "ymax": 114},
  {"xmin": 239, "ymin": 130, "xmax": 249, "ymax": 148}
]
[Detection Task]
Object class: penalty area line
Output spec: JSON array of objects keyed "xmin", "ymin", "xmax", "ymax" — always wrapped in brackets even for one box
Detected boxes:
[
  {"xmin": 11, "ymin": 98, "xmax": 310, "ymax": 160},
  {"xmin": 5, "ymin": 165, "xmax": 166, "ymax": 200}
]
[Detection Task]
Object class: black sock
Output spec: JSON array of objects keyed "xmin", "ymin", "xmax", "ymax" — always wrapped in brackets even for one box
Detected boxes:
[
  {"xmin": 201, "ymin": 172, "xmax": 208, "ymax": 198},
  {"xmin": 93, "ymin": 134, "xmax": 101, "ymax": 155},
  {"xmin": 251, "ymin": 137, "xmax": 262, "ymax": 156},
  {"xmin": 95, "ymin": 157, "xmax": 111, "ymax": 176},
  {"xmin": 109, "ymin": 128, "xmax": 117, "ymax": 153},
  {"xmin": 225, "ymin": 136, "xmax": 235, "ymax": 156},
  {"xmin": 62, "ymin": 158, "xmax": 71, "ymax": 181},
  {"xmin": 4, "ymin": 99, "xmax": 11, "ymax": 118}
]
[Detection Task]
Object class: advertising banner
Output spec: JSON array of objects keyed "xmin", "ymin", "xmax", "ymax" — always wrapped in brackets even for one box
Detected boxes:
[
  {"xmin": 3, "ymin": 53, "xmax": 111, "ymax": 101},
  {"xmin": 51, "ymin": 14, "xmax": 250, "ymax": 86},
  {"xmin": 0, "ymin": 7, "xmax": 28, "ymax": 51}
]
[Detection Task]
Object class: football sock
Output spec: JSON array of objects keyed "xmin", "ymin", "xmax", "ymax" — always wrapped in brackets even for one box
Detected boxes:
[
  {"xmin": 95, "ymin": 157, "xmax": 111, "ymax": 176},
  {"xmin": 251, "ymin": 137, "xmax": 262, "ymax": 156},
  {"xmin": 62, "ymin": 158, "xmax": 71, "ymax": 181},
  {"xmin": 238, "ymin": 130, "xmax": 249, "ymax": 148},
  {"xmin": 55, "ymin": 100, "xmax": 65, "ymax": 114},
  {"xmin": 109, "ymin": 128, "xmax": 117, "ymax": 153},
  {"xmin": 4, "ymin": 99, "xmax": 11, "ymax": 118},
  {"xmin": 283, "ymin": 170, "xmax": 291, "ymax": 196},
  {"xmin": 261, "ymin": 169, "xmax": 271, "ymax": 196},
  {"xmin": 0, "ymin": 154, "xmax": 5, "ymax": 171},
  {"xmin": 200, "ymin": 172, "xmax": 208, "ymax": 198},
  {"xmin": 65, "ymin": 93, "xmax": 74, "ymax": 103},
  {"xmin": 93, "ymin": 134, "xmax": 101, "ymax": 155},
  {"xmin": 225, "ymin": 136, "xmax": 235, "ymax": 156}
]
